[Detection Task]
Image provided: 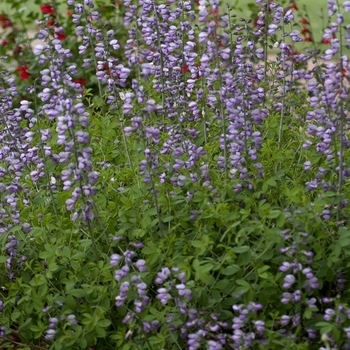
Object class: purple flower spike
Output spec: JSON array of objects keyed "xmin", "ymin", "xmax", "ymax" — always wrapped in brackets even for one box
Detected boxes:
[
  {"xmin": 110, "ymin": 254, "xmax": 121, "ymax": 266},
  {"xmin": 155, "ymin": 267, "xmax": 171, "ymax": 284},
  {"xmin": 135, "ymin": 259, "xmax": 147, "ymax": 272},
  {"xmin": 283, "ymin": 274, "xmax": 296, "ymax": 289},
  {"xmin": 343, "ymin": 1, "xmax": 350, "ymax": 12},
  {"xmin": 156, "ymin": 288, "xmax": 172, "ymax": 305}
]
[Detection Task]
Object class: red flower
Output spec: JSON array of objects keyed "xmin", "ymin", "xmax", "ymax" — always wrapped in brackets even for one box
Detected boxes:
[
  {"xmin": 181, "ymin": 64, "xmax": 190, "ymax": 73},
  {"xmin": 67, "ymin": 10, "xmax": 73, "ymax": 16},
  {"xmin": 321, "ymin": 38, "xmax": 330, "ymax": 44},
  {"xmin": 47, "ymin": 19, "xmax": 55, "ymax": 26},
  {"xmin": 181, "ymin": 63, "xmax": 200, "ymax": 79},
  {"xmin": 40, "ymin": 4, "xmax": 54, "ymax": 14},
  {"xmin": 304, "ymin": 36, "xmax": 313, "ymax": 42},
  {"xmin": 289, "ymin": 2, "xmax": 298, "ymax": 10},
  {"xmin": 16, "ymin": 65, "xmax": 30, "ymax": 80},
  {"xmin": 115, "ymin": 1, "xmax": 122, "ymax": 6},
  {"xmin": 55, "ymin": 32, "xmax": 66, "ymax": 40},
  {"xmin": 13, "ymin": 45, "xmax": 23, "ymax": 56},
  {"xmin": 300, "ymin": 18, "xmax": 309, "ymax": 25},
  {"xmin": 1, "ymin": 40, "xmax": 8, "ymax": 46},
  {"xmin": 301, "ymin": 27, "xmax": 310, "ymax": 35},
  {"xmin": 209, "ymin": 8, "xmax": 219, "ymax": 15},
  {"xmin": 0, "ymin": 14, "xmax": 13, "ymax": 29},
  {"xmin": 98, "ymin": 64, "xmax": 111, "ymax": 75},
  {"xmin": 74, "ymin": 78, "xmax": 87, "ymax": 85}
]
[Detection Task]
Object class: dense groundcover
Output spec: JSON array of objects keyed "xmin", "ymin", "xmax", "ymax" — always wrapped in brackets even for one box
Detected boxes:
[{"xmin": 1, "ymin": 0, "xmax": 350, "ymax": 348}]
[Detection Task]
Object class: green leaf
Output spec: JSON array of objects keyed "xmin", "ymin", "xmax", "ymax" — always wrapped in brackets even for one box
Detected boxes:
[
  {"xmin": 39, "ymin": 251, "xmax": 54, "ymax": 259},
  {"xmin": 236, "ymin": 279, "xmax": 250, "ymax": 287},
  {"xmin": 267, "ymin": 210, "xmax": 281, "ymax": 219},
  {"xmin": 37, "ymin": 284, "xmax": 48, "ymax": 298},
  {"xmin": 215, "ymin": 279, "xmax": 231, "ymax": 292},
  {"xmin": 320, "ymin": 325, "xmax": 333, "ymax": 335},
  {"xmin": 163, "ymin": 216, "xmax": 174, "ymax": 223},
  {"xmin": 48, "ymin": 259, "xmax": 59, "ymax": 272},
  {"xmin": 66, "ymin": 294, "xmax": 77, "ymax": 309},
  {"xmin": 11, "ymin": 311, "xmax": 21, "ymax": 321},
  {"xmin": 191, "ymin": 241, "xmax": 205, "ymax": 248},
  {"xmin": 332, "ymin": 326, "xmax": 340, "ymax": 341},
  {"xmin": 94, "ymin": 325, "xmax": 106, "ymax": 338},
  {"xmin": 222, "ymin": 265, "xmax": 240, "ymax": 275},
  {"xmin": 78, "ymin": 337, "xmax": 87, "ymax": 348},
  {"xmin": 339, "ymin": 237, "xmax": 350, "ymax": 247},
  {"xmin": 62, "ymin": 247, "xmax": 71, "ymax": 258},
  {"xmin": 79, "ymin": 239, "xmax": 92, "ymax": 247},
  {"xmin": 29, "ymin": 325, "xmax": 43, "ymax": 333},
  {"xmin": 72, "ymin": 252, "xmax": 87, "ymax": 260},
  {"xmin": 193, "ymin": 191, "xmax": 205, "ymax": 202},
  {"xmin": 339, "ymin": 228, "xmax": 350, "ymax": 238},
  {"xmin": 69, "ymin": 289, "xmax": 86, "ymax": 298},
  {"xmin": 71, "ymin": 260, "xmax": 80, "ymax": 271},
  {"xmin": 257, "ymin": 266, "xmax": 270, "ymax": 279},
  {"xmin": 303, "ymin": 309, "xmax": 312, "ymax": 319},
  {"xmin": 19, "ymin": 318, "xmax": 32, "ymax": 331},
  {"xmin": 98, "ymin": 319, "xmax": 112, "ymax": 327},
  {"xmin": 231, "ymin": 246, "xmax": 250, "ymax": 253}
]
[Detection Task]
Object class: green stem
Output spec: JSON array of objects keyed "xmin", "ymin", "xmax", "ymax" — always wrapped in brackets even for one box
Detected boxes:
[
  {"xmin": 264, "ymin": 0, "xmax": 270, "ymax": 80},
  {"xmin": 34, "ymin": 89, "xmax": 60, "ymax": 222},
  {"xmin": 82, "ymin": 6, "xmax": 103, "ymax": 98},
  {"xmin": 214, "ymin": 12, "xmax": 228, "ymax": 183},
  {"xmin": 152, "ymin": 0, "xmax": 166, "ymax": 115},
  {"xmin": 278, "ymin": 23, "xmax": 286, "ymax": 149},
  {"xmin": 140, "ymin": 125, "xmax": 164, "ymax": 236},
  {"xmin": 336, "ymin": 2, "xmax": 345, "ymax": 222},
  {"xmin": 118, "ymin": 105, "xmax": 134, "ymax": 172}
]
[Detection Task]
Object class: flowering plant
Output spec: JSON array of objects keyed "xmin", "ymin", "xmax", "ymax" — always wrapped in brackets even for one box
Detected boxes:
[{"xmin": 0, "ymin": 0, "xmax": 350, "ymax": 349}]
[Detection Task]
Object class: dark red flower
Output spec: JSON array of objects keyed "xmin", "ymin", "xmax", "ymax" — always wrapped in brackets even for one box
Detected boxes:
[
  {"xmin": 55, "ymin": 32, "xmax": 66, "ymax": 40},
  {"xmin": 40, "ymin": 4, "xmax": 54, "ymax": 14},
  {"xmin": 181, "ymin": 63, "xmax": 200, "ymax": 79},
  {"xmin": 304, "ymin": 36, "xmax": 313, "ymax": 42},
  {"xmin": 16, "ymin": 65, "xmax": 30, "ymax": 80},
  {"xmin": 289, "ymin": 2, "xmax": 298, "ymax": 11},
  {"xmin": 301, "ymin": 27, "xmax": 310, "ymax": 35},
  {"xmin": 209, "ymin": 8, "xmax": 219, "ymax": 15},
  {"xmin": 288, "ymin": 49, "xmax": 300, "ymax": 56},
  {"xmin": 0, "ymin": 14, "xmax": 13, "ymax": 29},
  {"xmin": 13, "ymin": 45, "xmax": 23, "ymax": 56},
  {"xmin": 181, "ymin": 64, "xmax": 190, "ymax": 73},
  {"xmin": 300, "ymin": 18, "xmax": 309, "ymax": 25},
  {"xmin": 47, "ymin": 19, "xmax": 55, "ymax": 26},
  {"xmin": 321, "ymin": 38, "xmax": 330, "ymax": 44},
  {"xmin": 1, "ymin": 40, "xmax": 8, "ymax": 46},
  {"xmin": 74, "ymin": 78, "xmax": 87, "ymax": 85}
]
